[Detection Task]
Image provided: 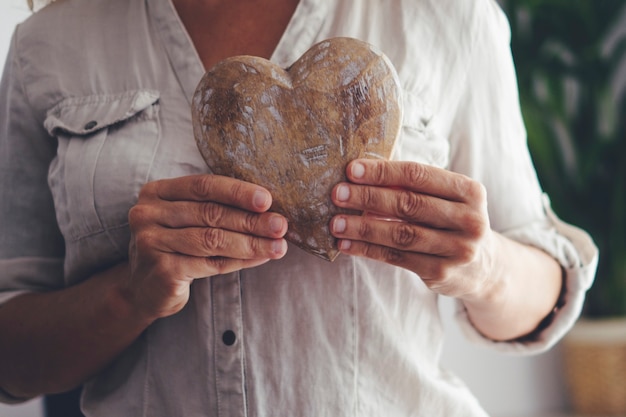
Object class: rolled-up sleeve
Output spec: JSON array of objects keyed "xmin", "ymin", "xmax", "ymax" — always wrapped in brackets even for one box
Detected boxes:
[
  {"xmin": 455, "ymin": 196, "xmax": 598, "ymax": 354},
  {"xmin": 0, "ymin": 27, "xmax": 65, "ymax": 308},
  {"xmin": 447, "ymin": 2, "xmax": 598, "ymax": 354}
]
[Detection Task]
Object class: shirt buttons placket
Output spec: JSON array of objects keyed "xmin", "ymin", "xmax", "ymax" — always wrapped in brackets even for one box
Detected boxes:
[
  {"xmin": 211, "ymin": 272, "xmax": 247, "ymax": 417},
  {"xmin": 222, "ymin": 330, "xmax": 237, "ymax": 346}
]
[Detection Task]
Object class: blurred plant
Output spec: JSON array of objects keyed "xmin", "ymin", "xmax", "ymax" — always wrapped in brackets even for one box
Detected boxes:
[{"xmin": 503, "ymin": 0, "xmax": 626, "ymax": 317}]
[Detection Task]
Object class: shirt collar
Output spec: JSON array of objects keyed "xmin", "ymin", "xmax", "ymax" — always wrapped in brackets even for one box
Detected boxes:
[
  {"xmin": 147, "ymin": 0, "xmax": 328, "ymax": 105},
  {"xmin": 147, "ymin": 0, "xmax": 204, "ymax": 105},
  {"xmin": 271, "ymin": 0, "xmax": 329, "ymax": 68}
]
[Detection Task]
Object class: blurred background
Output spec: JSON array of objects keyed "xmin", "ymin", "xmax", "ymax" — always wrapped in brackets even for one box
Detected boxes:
[{"xmin": 1, "ymin": 0, "xmax": 624, "ymax": 416}]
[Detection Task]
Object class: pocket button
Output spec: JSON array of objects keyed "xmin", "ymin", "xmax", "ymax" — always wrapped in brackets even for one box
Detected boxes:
[{"xmin": 84, "ymin": 120, "xmax": 98, "ymax": 130}]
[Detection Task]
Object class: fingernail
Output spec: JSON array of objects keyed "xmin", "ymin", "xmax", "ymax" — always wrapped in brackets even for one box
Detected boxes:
[
  {"xmin": 338, "ymin": 239, "xmax": 352, "ymax": 251},
  {"xmin": 269, "ymin": 215, "xmax": 285, "ymax": 234},
  {"xmin": 253, "ymin": 190, "xmax": 270, "ymax": 209},
  {"xmin": 333, "ymin": 217, "xmax": 346, "ymax": 233},
  {"xmin": 272, "ymin": 239, "xmax": 286, "ymax": 255},
  {"xmin": 336, "ymin": 184, "xmax": 350, "ymax": 202},
  {"xmin": 351, "ymin": 162, "xmax": 365, "ymax": 179}
]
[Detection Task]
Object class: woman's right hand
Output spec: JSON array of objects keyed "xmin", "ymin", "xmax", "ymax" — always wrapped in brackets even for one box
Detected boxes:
[{"xmin": 125, "ymin": 174, "xmax": 288, "ymax": 322}]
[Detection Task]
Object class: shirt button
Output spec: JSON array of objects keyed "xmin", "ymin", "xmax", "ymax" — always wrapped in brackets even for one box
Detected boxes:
[
  {"xmin": 84, "ymin": 120, "xmax": 98, "ymax": 130},
  {"xmin": 222, "ymin": 330, "xmax": 237, "ymax": 346}
]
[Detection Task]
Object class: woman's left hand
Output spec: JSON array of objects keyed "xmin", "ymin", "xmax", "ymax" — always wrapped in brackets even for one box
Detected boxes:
[{"xmin": 330, "ymin": 159, "xmax": 497, "ymax": 301}]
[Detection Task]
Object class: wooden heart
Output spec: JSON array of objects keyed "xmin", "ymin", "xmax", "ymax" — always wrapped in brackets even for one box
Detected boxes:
[{"xmin": 192, "ymin": 37, "xmax": 402, "ymax": 261}]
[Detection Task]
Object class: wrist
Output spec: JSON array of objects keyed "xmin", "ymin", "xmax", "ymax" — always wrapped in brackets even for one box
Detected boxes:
[
  {"xmin": 460, "ymin": 233, "xmax": 563, "ymax": 341},
  {"xmin": 104, "ymin": 263, "xmax": 157, "ymax": 328}
]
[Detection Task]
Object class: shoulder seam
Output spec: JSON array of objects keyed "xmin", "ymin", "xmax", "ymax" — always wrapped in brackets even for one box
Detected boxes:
[{"xmin": 12, "ymin": 23, "xmax": 43, "ymax": 124}]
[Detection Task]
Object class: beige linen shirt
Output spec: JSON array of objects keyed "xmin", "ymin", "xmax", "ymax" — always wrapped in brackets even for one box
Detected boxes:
[{"xmin": 0, "ymin": 0, "xmax": 598, "ymax": 415}]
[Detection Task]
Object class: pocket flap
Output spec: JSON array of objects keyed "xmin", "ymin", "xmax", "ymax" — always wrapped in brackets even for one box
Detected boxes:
[
  {"xmin": 402, "ymin": 90, "xmax": 433, "ymax": 129},
  {"xmin": 395, "ymin": 89, "xmax": 449, "ymax": 168},
  {"xmin": 44, "ymin": 89, "xmax": 160, "ymax": 136}
]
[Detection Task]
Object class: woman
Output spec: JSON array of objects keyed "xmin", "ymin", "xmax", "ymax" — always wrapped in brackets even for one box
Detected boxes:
[{"xmin": 0, "ymin": 0, "xmax": 597, "ymax": 416}]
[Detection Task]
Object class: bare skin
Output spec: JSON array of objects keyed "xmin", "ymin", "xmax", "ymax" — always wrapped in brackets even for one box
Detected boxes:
[
  {"xmin": 330, "ymin": 160, "xmax": 563, "ymax": 340},
  {"xmin": 174, "ymin": 0, "xmax": 299, "ymax": 70},
  {"xmin": 0, "ymin": 0, "xmax": 562, "ymax": 400}
]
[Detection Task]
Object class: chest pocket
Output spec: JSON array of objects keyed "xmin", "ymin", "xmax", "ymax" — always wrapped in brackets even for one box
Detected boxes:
[
  {"xmin": 393, "ymin": 90, "xmax": 449, "ymax": 168},
  {"xmin": 45, "ymin": 90, "xmax": 161, "ymax": 258}
]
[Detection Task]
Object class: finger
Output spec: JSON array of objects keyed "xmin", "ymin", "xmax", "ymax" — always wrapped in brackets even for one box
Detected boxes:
[
  {"xmin": 330, "ymin": 215, "xmax": 458, "ymax": 256},
  {"xmin": 332, "ymin": 182, "xmax": 478, "ymax": 230},
  {"xmin": 151, "ymin": 227, "xmax": 287, "ymax": 259},
  {"xmin": 334, "ymin": 238, "xmax": 423, "ymax": 270},
  {"xmin": 334, "ymin": 238, "xmax": 454, "ymax": 287},
  {"xmin": 345, "ymin": 159, "xmax": 486, "ymax": 205},
  {"xmin": 148, "ymin": 200, "xmax": 288, "ymax": 238},
  {"xmin": 146, "ymin": 175, "xmax": 273, "ymax": 212},
  {"xmin": 172, "ymin": 253, "xmax": 273, "ymax": 280}
]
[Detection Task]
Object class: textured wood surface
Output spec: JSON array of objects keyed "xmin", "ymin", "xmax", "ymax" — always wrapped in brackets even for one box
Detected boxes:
[{"xmin": 192, "ymin": 37, "xmax": 403, "ymax": 261}]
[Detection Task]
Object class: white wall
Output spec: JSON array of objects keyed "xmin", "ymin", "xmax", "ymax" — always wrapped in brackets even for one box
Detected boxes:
[
  {"xmin": 0, "ymin": 399, "xmax": 43, "ymax": 417},
  {"xmin": 439, "ymin": 297, "xmax": 568, "ymax": 417},
  {"xmin": 0, "ymin": 2, "xmax": 568, "ymax": 417},
  {"xmin": 0, "ymin": 0, "xmax": 30, "ymax": 79}
]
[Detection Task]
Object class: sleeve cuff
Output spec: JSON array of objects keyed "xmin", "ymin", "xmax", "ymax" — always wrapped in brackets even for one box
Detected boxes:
[
  {"xmin": 0, "ymin": 257, "xmax": 64, "ymax": 403},
  {"xmin": 0, "ymin": 256, "xmax": 64, "ymax": 307},
  {"xmin": 454, "ymin": 194, "xmax": 599, "ymax": 355}
]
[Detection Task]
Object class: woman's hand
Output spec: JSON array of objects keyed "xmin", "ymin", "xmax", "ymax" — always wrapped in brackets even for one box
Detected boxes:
[
  {"xmin": 0, "ymin": 173, "xmax": 289, "ymax": 398},
  {"xmin": 125, "ymin": 174, "xmax": 288, "ymax": 321},
  {"xmin": 330, "ymin": 159, "xmax": 563, "ymax": 341},
  {"xmin": 330, "ymin": 159, "xmax": 496, "ymax": 300}
]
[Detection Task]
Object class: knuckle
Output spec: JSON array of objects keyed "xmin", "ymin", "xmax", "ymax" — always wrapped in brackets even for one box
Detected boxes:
[
  {"xmin": 360, "ymin": 187, "xmax": 379, "ymax": 208},
  {"xmin": 206, "ymin": 256, "xmax": 230, "ymax": 275},
  {"xmin": 201, "ymin": 202, "xmax": 224, "ymax": 226},
  {"xmin": 470, "ymin": 181, "xmax": 488, "ymax": 202},
  {"xmin": 202, "ymin": 228, "xmax": 226, "ymax": 252},
  {"xmin": 245, "ymin": 235, "xmax": 261, "ymax": 256},
  {"xmin": 128, "ymin": 204, "xmax": 150, "ymax": 227},
  {"xmin": 396, "ymin": 191, "xmax": 423, "ymax": 219},
  {"xmin": 228, "ymin": 181, "xmax": 246, "ymax": 203},
  {"xmin": 391, "ymin": 223, "xmax": 418, "ymax": 248},
  {"xmin": 404, "ymin": 163, "xmax": 429, "ymax": 187},
  {"xmin": 381, "ymin": 246, "xmax": 405, "ymax": 264},
  {"xmin": 456, "ymin": 241, "xmax": 478, "ymax": 264},
  {"xmin": 357, "ymin": 220, "xmax": 374, "ymax": 240},
  {"xmin": 137, "ymin": 182, "xmax": 155, "ymax": 200},
  {"xmin": 151, "ymin": 255, "xmax": 176, "ymax": 279},
  {"xmin": 429, "ymin": 262, "xmax": 450, "ymax": 282},
  {"xmin": 243, "ymin": 212, "xmax": 261, "ymax": 234},
  {"xmin": 360, "ymin": 243, "xmax": 376, "ymax": 259},
  {"xmin": 372, "ymin": 161, "xmax": 387, "ymax": 183},
  {"xmin": 190, "ymin": 175, "xmax": 215, "ymax": 199},
  {"xmin": 462, "ymin": 211, "xmax": 488, "ymax": 238},
  {"xmin": 363, "ymin": 244, "xmax": 404, "ymax": 265},
  {"xmin": 133, "ymin": 228, "xmax": 159, "ymax": 251},
  {"xmin": 457, "ymin": 176, "xmax": 487, "ymax": 204}
]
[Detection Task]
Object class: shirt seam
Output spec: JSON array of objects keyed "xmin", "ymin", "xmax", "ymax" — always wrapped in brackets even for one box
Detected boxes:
[
  {"xmin": 48, "ymin": 89, "xmax": 160, "ymax": 112},
  {"xmin": 351, "ymin": 256, "xmax": 360, "ymax": 417},
  {"xmin": 142, "ymin": 330, "xmax": 151, "ymax": 417},
  {"xmin": 239, "ymin": 272, "xmax": 250, "ymax": 417},
  {"xmin": 235, "ymin": 271, "xmax": 246, "ymax": 417},
  {"xmin": 148, "ymin": 0, "xmax": 203, "ymax": 106},
  {"xmin": 447, "ymin": 0, "xmax": 507, "ymax": 169},
  {"xmin": 68, "ymin": 222, "xmax": 129, "ymax": 243},
  {"xmin": 12, "ymin": 23, "xmax": 43, "ymax": 129},
  {"xmin": 211, "ymin": 277, "xmax": 222, "ymax": 417}
]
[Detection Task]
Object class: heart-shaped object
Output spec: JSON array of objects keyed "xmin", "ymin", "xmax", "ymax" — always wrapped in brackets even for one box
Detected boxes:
[{"xmin": 192, "ymin": 37, "xmax": 403, "ymax": 261}]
